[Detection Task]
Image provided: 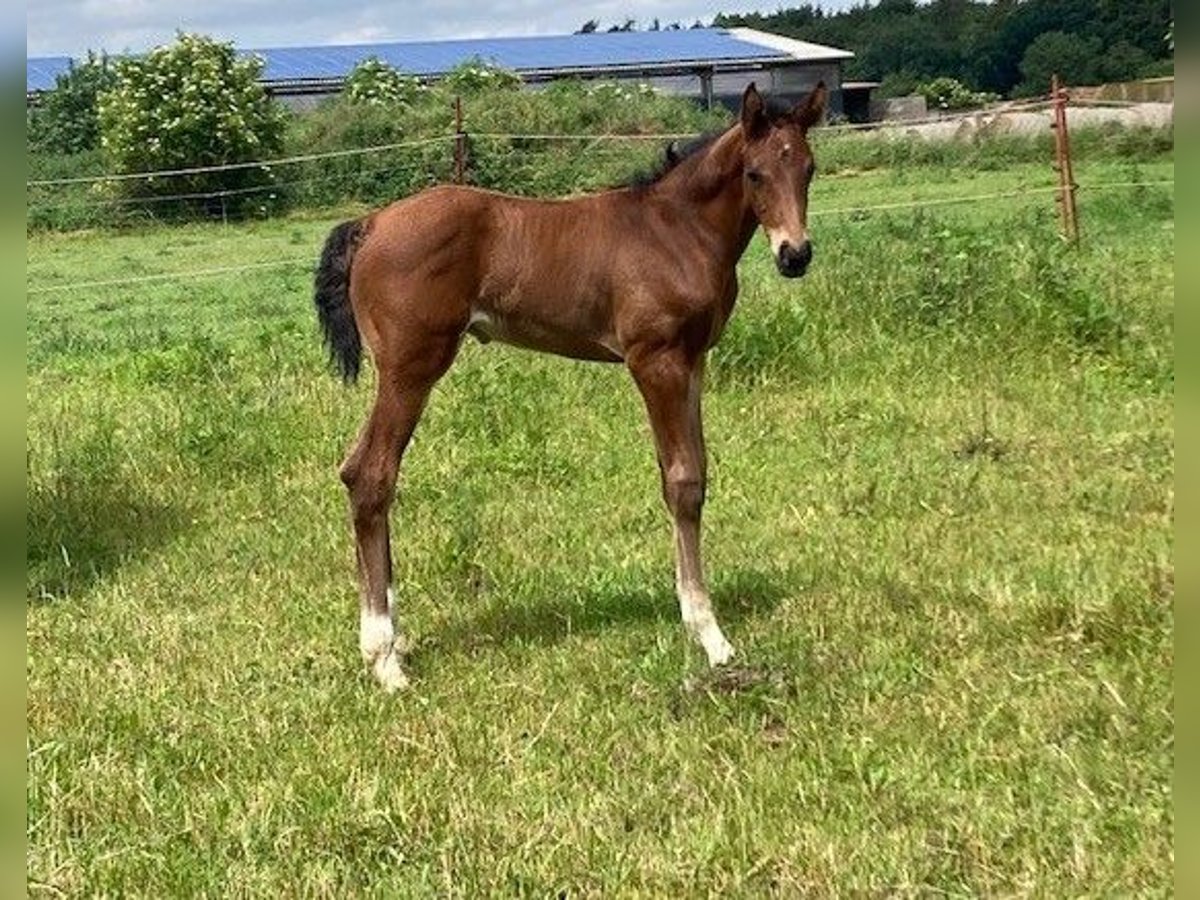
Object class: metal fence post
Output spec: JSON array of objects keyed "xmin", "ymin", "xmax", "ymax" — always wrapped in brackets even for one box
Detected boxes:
[
  {"xmin": 454, "ymin": 95, "xmax": 465, "ymax": 184},
  {"xmin": 1050, "ymin": 74, "xmax": 1080, "ymax": 244}
]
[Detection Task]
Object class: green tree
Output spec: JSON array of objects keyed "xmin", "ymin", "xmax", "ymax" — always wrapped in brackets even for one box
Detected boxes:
[
  {"xmin": 856, "ymin": 16, "xmax": 956, "ymax": 82},
  {"xmin": 98, "ymin": 33, "xmax": 287, "ymax": 214},
  {"xmin": 1017, "ymin": 30, "xmax": 1102, "ymax": 94},
  {"xmin": 714, "ymin": 0, "xmax": 1173, "ymax": 98},
  {"xmin": 1096, "ymin": 40, "xmax": 1153, "ymax": 83},
  {"xmin": 27, "ymin": 53, "xmax": 117, "ymax": 154},
  {"xmin": 1094, "ymin": 0, "xmax": 1173, "ymax": 59}
]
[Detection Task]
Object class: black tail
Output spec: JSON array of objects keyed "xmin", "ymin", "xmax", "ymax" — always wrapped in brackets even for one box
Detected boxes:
[{"xmin": 314, "ymin": 219, "xmax": 365, "ymax": 383}]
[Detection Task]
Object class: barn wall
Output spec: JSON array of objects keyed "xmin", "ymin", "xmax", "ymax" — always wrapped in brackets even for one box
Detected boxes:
[
  {"xmin": 712, "ymin": 63, "xmax": 843, "ymax": 113},
  {"xmin": 270, "ymin": 61, "xmax": 848, "ymax": 116}
]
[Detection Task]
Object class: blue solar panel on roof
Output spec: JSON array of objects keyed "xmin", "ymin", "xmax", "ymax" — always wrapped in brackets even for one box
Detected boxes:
[
  {"xmin": 28, "ymin": 29, "xmax": 833, "ymax": 92},
  {"xmin": 249, "ymin": 29, "xmax": 785, "ymax": 82},
  {"xmin": 27, "ymin": 57, "xmax": 73, "ymax": 92}
]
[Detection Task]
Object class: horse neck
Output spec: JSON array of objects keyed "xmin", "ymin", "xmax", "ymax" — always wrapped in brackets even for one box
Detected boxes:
[{"xmin": 662, "ymin": 126, "xmax": 758, "ymax": 264}]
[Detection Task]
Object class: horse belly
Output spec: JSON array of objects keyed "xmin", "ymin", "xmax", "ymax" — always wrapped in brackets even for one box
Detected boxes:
[{"xmin": 467, "ymin": 309, "xmax": 622, "ymax": 362}]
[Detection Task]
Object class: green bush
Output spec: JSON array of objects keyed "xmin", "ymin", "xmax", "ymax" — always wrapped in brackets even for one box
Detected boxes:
[
  {"xmin": 281, "ymin": 78, "xmax": 724, "ymax": 208},
  {"xmin": 1140, "ymin": 58, "xmax": 1174, "ymax": 78},
  {"xmin": 915, "ymin": 77, "xmax": 998, "ymax": 111},
  {"xmin": 876, "ymin": 70, "xmax": 920, "ymax": 99},
  {"xmin": 1017, "ymin": 31, "xmax": 1103, "ymax": 96},
  {"xmin": 441, "ymin": 58, "xmax": 522, "ymax": 94},
  {"xmin": 812, "ymin": 123, "xmax": 1172, "ymax": 177},
  {"xmin": 344, "ymin": 57, "xmax": 427, "ymax": 106},
  {"xmin": 97, "ymin": 33, "xmax": 287, "ymax": 217},
  {"xmin": 1096, "ymin": 42, "xmax": 1153, "ymax": 84},
  {"xmin": 28, "ymin": 53, "xmax": 117, "ymax": 155}
]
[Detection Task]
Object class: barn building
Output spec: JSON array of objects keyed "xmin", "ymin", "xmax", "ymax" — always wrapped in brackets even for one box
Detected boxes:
[{"xmin": 28, "ymin": 28, "xmax": 853, "ymax": 114}]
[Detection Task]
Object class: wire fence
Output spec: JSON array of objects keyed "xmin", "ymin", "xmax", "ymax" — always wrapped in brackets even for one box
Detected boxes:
[
  {"xmin": 26, "ymin": 134, "xmax": 459, "ymax": 188},
  {"xmin": 29, "ymin": 156, "xmax": 444, "ymax": 210},
  {"xmin": 26, "ymin": 176, "xmax": 1174, "ymax": 295}
]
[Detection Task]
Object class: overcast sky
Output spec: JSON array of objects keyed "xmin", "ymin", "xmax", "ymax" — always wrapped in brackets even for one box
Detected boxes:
[{"xmin": 27, "ymin": 0, "xmax": 859, "ymax": 58}]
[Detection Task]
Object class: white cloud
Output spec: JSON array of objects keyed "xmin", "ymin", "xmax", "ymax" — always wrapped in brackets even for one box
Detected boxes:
[{"xmin": 327, "ymin": 25, "xmax": 396, "ymax": 45}]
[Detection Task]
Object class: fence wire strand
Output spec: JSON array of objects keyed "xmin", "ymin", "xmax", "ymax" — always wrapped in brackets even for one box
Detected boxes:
[
  {"xmin": 26, "ymin": 259, "xmax": 313, "ymax": 294},
  {"xmin": 29, "ymin": 156, "xmax": 446, "ymax": 209},
  {"xmin": 26, "ymin": 178, "xmax": 1173, "ymax": 295},
  {"xmin": 27, "ymin": 134, "xmax": 457, "ymax": 188}
]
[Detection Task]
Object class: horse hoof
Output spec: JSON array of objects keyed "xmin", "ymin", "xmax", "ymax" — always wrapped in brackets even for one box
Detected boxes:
[
  {"xmin": 699, "ymin": 626, "xmax": 735, "ymax": 667},
  {"xmin": 372, "ymin": 649, "xmax": 410, "ymax": 692},
  {"xmin": 707, "ymin": 641, "xmax": 735, "ymax": 668}
]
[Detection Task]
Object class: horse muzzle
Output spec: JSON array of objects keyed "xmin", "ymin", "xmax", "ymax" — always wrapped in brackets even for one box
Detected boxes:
[{"xmin": 776, "ymin": 240, "xmax": 813, "ymax": 278}]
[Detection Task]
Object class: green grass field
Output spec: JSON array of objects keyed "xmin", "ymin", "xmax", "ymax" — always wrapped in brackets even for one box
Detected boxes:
[{"xmin": 27, "ymin": 155, "xmax": 1173, "ymax": 896}]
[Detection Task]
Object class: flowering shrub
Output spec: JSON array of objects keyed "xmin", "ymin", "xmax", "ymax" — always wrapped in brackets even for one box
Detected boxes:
[
  {"xmin": 97, "ymin": 33, "xmax": 286, "ymax": 214},
  {"xmin": 345, "ymin": 58, "xmax": 426, "ymax": 106},
  {"xmin": 583, "ymin": 81, "xmax": 658, "ymax": 102},
  {"xmin": 915, "ymin": 77, "xmax": 998, "ymax": 111},
  {"xmin": 441, "ymin": 58, "xmax": 521, "ymax": 93}
]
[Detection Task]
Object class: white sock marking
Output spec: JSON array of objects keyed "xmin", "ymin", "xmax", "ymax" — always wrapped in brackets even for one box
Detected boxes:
[
  {"xmin": 360, "ymin": 605, "xmax": 409, "ymax": 691},
  {"xmin": 678, "ymin": 584, "xmax": 735, "ymax": 667}
]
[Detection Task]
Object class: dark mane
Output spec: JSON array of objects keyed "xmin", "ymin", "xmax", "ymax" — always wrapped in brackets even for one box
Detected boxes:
[
  {"xmin": 623, "ymin": 96, "xmax": 797, "ymax": 194},
  {"xmin": 624, "ymin": 130, "xmax": 722, "ymax": 193}
]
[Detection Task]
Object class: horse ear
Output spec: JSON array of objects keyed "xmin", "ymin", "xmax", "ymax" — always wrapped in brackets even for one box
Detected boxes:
[
  {"xmin": 793, "ymin": 81, "xmax": 828, "ymax": 130},
  {"xmin": 740, "ymin": 82, "xmax": 768, "ymax": 139}
]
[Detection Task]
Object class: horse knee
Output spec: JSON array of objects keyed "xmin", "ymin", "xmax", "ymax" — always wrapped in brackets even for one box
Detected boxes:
[{"xmin": 664, "ymin": 474, "xmax": 705, "ymax": 521}]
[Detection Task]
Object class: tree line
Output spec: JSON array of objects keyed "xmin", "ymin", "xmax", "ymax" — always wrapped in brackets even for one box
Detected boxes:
[
  {"xmin": 580, "ymin": 0, "xmax": 1173, "ymax": 98},
  {"xmin": 713, "ymin": 0, "xmax": 1173, "ymax": 97}
]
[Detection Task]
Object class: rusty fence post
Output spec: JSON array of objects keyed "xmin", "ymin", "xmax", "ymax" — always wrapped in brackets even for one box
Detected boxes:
[
  {"xmin": 1050, "ymin": 74, "xmax": 1080, "ymax": 244},
  {"xmin": 453, "ymin": 95, "xmax": 466, "ymax": 184}
]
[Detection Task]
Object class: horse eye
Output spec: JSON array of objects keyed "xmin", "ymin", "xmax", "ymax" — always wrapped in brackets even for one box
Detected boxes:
[{"xmin": 746, "ymin": 169, "xmax": 763, "ymax": 184}]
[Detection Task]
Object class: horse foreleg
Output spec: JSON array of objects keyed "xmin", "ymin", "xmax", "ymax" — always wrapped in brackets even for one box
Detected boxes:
[{"xmin": 629, "ymin": 349, "xmax": 734, "ymax": 667}]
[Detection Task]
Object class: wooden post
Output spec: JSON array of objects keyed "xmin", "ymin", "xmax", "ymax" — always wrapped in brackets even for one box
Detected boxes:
[
  {"xmin": 1050, "ymin": 74, "xmax": 1080, "ymax": 244},
  {"xmin": 453, "ymin": 95, "xmax": 465, "ymax": 185},
  {"xmin": 700, "ymin": 69, "xmax": 714, "ymax": 111}
]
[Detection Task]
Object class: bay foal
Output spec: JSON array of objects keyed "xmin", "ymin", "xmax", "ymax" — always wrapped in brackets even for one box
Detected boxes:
[{"xmin": 315, "ymin": 82, "xmax": 826, "ymax": 690}]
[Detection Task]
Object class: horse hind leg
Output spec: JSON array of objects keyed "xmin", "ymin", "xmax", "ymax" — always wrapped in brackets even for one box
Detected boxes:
[
  {"xmin": 340, "ymin": 392, "xmax": 416, "ymax": 691},
  {"xmin": 339, "ymin": 335, "xmax": 460, "ymax": 690}
]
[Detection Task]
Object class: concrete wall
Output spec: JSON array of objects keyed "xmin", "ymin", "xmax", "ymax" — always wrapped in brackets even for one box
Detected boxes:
[
  {"xmin": 1073, "ymin": 77, "xmax": 1174, "ymax": 104},
  {"xmin": 869, "ymin": 95, "xmax": 928, "ymax": 122}
]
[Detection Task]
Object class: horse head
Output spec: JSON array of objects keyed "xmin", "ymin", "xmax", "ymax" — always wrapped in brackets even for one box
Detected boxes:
[{"xmin": 738, "ymin": 81, "xmax": 826, "ymax": 278}]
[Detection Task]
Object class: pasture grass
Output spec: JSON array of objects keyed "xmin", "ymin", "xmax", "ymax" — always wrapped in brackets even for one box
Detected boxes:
[{"xmin": 27, "ymin": 157, "xmax": 1173, "ymax": 895}]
